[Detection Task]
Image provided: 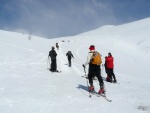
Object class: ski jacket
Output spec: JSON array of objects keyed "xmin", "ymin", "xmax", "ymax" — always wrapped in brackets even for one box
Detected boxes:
[
  {"xmin": 84, "ymin": 50, "xmax": 102, "ymax": 66},
  {"xmin": 66, "ymin": 51, "xmax": 74, "ymax": 59},
  {"xmin": 56, "ymin": 44, "xmax": 59, "ymax": 48},
  {"xmin": 106, "ymin": 56, "xmax": 114, "ymax": 68},
  {"xmin": 49, "ymin": 50, "xmax": 57, "ymax": 60}
]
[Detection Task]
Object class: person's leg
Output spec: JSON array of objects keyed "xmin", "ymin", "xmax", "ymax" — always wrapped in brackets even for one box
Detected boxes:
[
  {"xmin": 50, "ymin": 60, "xmax": 54, "ymax": 71},
  {"xmin": 107, "ymin": 69, "xmax": 112, "ymax": 82},
  {"xmin": 94, "ymin": 66, "xmax": 105, "ymax": 94},
  {"xmin": 95, "ymin": 66, "xmax": 104, "ymax": 87},
  {"xmin": 88, "ymin": 65, "xmax": 94, "ymax": 91},
  {"xmin": 112, "ymin": 68, "xmax": 117, "ymax": 82},
  {"xmin": 68, "ymin": 58, "xmax": 71, "ymax": 67},
  {"xmin": 53, "ymin": 60, "xmax": 57, "ymax": 71}
]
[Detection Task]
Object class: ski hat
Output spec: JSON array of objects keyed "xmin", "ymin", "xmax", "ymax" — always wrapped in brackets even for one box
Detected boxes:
[
  {"xmin": 108, "ymin": 52, "xmax": 112, "ymax": 56},
  {"xmin": 89, "ymin": 45, "xmax": 95, "ymax": 51}
]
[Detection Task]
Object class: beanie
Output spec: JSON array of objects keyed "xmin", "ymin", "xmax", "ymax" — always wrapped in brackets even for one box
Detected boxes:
[
  {"xmin": 108, "ymin": 52, "xmax": 112, "ymax": 56},
  {"xmin": 89, "ymin": 45, "xmax": 95, "ymax": 51}
]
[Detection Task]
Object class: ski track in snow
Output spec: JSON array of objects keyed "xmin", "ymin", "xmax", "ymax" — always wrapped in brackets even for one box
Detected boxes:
[{"xmin": 57, "ymin": 42, "xmax": 82, "ymax": 75}]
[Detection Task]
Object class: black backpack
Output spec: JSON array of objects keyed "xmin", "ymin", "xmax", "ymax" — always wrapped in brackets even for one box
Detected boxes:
[{"xmin": 67, "ymin": 51, "xmax": 72, "ymax": 56}]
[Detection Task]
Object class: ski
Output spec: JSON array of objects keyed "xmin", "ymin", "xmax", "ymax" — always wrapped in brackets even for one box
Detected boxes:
[
  {"xmin": 56, "ymin": 70, "xmax": 62, "ymax": 73},
  {"xmin": 99, "ymin": 94, "xmax": 112, "ymax": 102},
  {"xmin": 90, "ymin": 90, "xmax": 112, "ymax": 102},
  {"xmin": 48, "ymin": 69, "xmax": 62, "ymax": 73},
  {"xmin": 81, "ymin": 76, "xmax": 88, "ymax": 79},
  {"xmin": 81, "ymin": 76, "xmax": 98, "ymax": 81},
  {"xmin": 78, "ymin": 85, "xmax": 112, "ymax": 102},
  {"xmin": 102, "ymin": 77, "xmax": 120, "ymax": 85}
]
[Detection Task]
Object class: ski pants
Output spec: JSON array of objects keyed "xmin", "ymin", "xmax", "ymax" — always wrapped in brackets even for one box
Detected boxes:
[
  {"xmin": 88, "ymin": 64, "xmax": 104, "ymax": 88},
  {"xmin": 68, "ymin": 57, "xmax": 72, "ymax": 66},
  {"xmin": 107, "ymin": 68, "xmax": 116, "ymax": 80},
  {"xmin": 50, "ymin": 59, "xmax": 57, "ymax": 71}
]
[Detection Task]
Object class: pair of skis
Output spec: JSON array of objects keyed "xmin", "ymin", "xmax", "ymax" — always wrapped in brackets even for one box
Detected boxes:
[
  {"xmin": 89, "ymin": 90, "xmax": 112, "ymax": 102},
  {"xmin": 82, "ymin": 66, "xmax": 112, "ymax": 102},
  {"xmin": 47, "ymin": 68, "xmax": 62, "ymax": 73}
]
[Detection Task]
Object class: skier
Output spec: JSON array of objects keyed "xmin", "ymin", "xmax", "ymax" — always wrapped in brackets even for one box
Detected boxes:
[
  {"xmin": 56, "ymin": 43, "xmax": 59, "ymax": 50},
  {"xmin": 82, "ymin": 45, "xmax": 105, "ymax": 94},
  {"xmin": 104, "ymin": 56, "xmax": 110, "ymax": 81},
  {"xmin": 105, "ymin": 52, "xmax": 117, "ymax": 83},
  {"xmin": 66, "ymin": 51, "xmax": 74, "ymax": 67},
  {"xmin": 48, "ymin": 46, "xmax": 58, "ymax": 72}
]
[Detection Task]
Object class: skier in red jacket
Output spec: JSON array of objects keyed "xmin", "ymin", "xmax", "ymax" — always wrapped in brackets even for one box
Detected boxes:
[{"xmin": 106, "ymin": 52, "xmax": 117, "ymax": 83}]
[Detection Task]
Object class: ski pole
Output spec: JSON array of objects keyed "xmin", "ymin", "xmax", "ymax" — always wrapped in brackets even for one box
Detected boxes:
[
  {"xmin": 47, "ymin": 56, "xmax": 51, "ymax": 70},
  {"xmin": 83, "ymin": 65, "xmax": 86, "ymax": 74},
  {"xmin": 82, "ymin": 65, "xmax": 91, "ymax": 98}
]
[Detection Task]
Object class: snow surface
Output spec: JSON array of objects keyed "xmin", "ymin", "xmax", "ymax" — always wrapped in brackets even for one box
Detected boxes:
[{"xmin": 0, "ymin": 18, "xmax": 150, "ymax": 113}]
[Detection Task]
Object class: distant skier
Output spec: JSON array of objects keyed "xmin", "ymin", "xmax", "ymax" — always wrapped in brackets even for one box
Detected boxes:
[
  {"xmin": 82, "ymin": 45, "xmax": 105, "ymax": 94},
  {"xmin": 66, "ymin": 51, "xmax": 74, "ymax": 67},
  {"xmin": 56, "ymin": 43, "xmax": 59, "ymax": 50},
  {"xmin": 48, "ymin": 46, "xmax": 58, "ymax": 72},
  {"xmin": 105, "ymin": 52, "xmax": 117, "ymax": 83}
]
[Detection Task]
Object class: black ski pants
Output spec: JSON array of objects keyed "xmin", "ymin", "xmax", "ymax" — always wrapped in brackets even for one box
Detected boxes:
[
  {"xmin": 50, "ymin": 59, "xmax": 57, "ymax": 72},
  {"xmin": 68, "ymin": 57, "xmax": 72, "ymax": 66},
  {"xmin": 107, "ymin": 68, "xmax": 116, "ymax": 81},
  {"xmin": 88, "ymin": 64, "xmax": 104, "ymax": 88}
]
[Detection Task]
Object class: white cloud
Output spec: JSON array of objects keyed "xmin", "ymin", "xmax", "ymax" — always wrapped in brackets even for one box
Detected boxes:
[{"xmin": 1, "ymin": 0, "xmax": 146, "ymax": 38}]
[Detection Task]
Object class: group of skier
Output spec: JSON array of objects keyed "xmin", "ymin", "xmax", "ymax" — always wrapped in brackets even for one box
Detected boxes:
[
  {"xmin": 48, "ymin": 43, "xmax": 74, "ymax": 72},
  {"xmin": 48, "ymin": 43, "xmax": 117, "ymax": 95},
  {"xmin": 82, "ymin": 45, "xmax": 117, "ymax": 95}
]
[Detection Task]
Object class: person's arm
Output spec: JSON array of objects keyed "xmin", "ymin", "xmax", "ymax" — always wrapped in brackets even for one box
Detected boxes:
[
  {"xmin": 83, "ymin": 53, "xmax": 92, "ymax": 66},
  {"xmin": 71, "ymin": 53, "xmax": 74, "ymax": 58},
  {"xmin": 66, "ymin": 53, "xmax": 68, "ymax": 56},
  {"xmin": 54, "ymin": 51, "xmax": 57, "ymax": 57},
  {"xmin": 49, "ymin": 51, "xmax": 51, "ymax": 57}
]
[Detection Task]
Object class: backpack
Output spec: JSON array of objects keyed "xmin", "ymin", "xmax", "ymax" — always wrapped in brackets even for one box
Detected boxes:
[
  {"xmin": 90, "ymin": 51, "xmax": 102, "ymax": 65},
  {"xmin": 67, "ymin": 51, "xmax": 72, "ymax": 56}
]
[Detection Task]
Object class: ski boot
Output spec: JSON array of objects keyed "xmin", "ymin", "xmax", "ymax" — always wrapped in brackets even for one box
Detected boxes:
[
  {"xmin": 88, "ymin": 85, "xmax": 94, "ymax": 92},
  {"xmin": 98, "ymin": 85, "xmax": 106, "ymax": 95},
  {"xmin": 113, "ymin": 79, "xmax": 117, "ymax": 83},
  {"xmin": 106, "ymin": 76, "xmax": 112, "ymax": 83}
]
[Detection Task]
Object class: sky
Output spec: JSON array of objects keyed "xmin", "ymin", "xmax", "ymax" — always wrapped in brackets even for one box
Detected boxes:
[
  {"xmin": 0, "ymin": 17, "xmax": 150, "ymax": 113},
  {"xmin": 0, "ymin": 0, "xmax": 150, "ymax": 38}
]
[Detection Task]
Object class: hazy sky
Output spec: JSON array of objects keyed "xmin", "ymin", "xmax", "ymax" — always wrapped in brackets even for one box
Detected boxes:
[{"xmin": 0, "ymin": 0, "xmax": 150, "ymax": 38}]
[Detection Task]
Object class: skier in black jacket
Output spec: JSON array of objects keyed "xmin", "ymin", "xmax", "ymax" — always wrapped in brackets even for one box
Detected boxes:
[
  {"xmin": 66, "ymin": 51, "xmax": 74, "ymax": 67},
  {"xmin": 49, "ymin": 46, "xmax": 57, "ymax": 72}
]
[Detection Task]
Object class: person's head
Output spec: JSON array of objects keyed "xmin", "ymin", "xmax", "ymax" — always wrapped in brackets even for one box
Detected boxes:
[
  {"xmin": 105, "ymin": 56, "xmax": 107, "ymax": 59},
  {"xmin": 108, "ymin": 52, "xmax": 112, "ymax": 56},
  {"xmin": 89, "ymin": 45, "xmax": 95, "ymax": 51},
  {"xmin": 52, "ymin": 46, "xmax": 55, "ymax": 50}
]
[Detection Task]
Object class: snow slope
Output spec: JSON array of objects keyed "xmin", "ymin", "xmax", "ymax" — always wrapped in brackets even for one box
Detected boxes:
[{"xmin": 0, "ymin": 17, "xmax": 150, "ymax": 113}]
